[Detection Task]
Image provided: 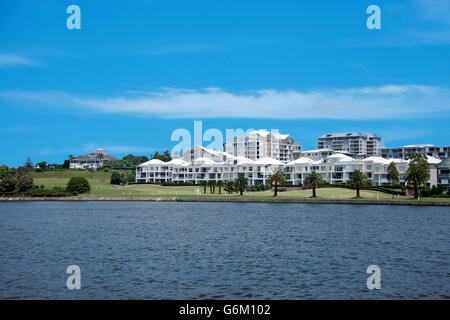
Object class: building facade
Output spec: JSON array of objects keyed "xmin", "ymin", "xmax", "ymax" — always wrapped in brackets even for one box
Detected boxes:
[
  {"xmin": 69, "ymin": 149, "xmax": 118, "ymax": 169},
  {"xmin": 224, "ymin": 130, "xmax": 301, "ymax": 162},
  {"xmin": 437, "ymin": 157, "xmax": 450, "ymax": 189},
  {"xmin": 380, "ymin": 144, "xmax": 450, "ymax": 160},
  {"xmin": 317, "ymin": 133, "xmax": 382, "ymax": 157},
  {"xmin": 136, "ymin": 147, "xmax": 439, "ymax": 187}
]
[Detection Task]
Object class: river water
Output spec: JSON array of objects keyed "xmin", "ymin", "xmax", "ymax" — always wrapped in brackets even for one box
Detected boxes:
[{"xmin": 0, "ymin": 201, "xmax": 448, "ymax": 299}]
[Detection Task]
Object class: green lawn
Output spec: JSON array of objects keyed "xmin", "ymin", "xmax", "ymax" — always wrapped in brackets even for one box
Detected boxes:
[{"xmin": 29, "ymin": 170, "xmax": 450, "ymax": 202}]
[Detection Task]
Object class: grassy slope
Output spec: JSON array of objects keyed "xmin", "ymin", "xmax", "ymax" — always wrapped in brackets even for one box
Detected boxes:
[{"xmin": 30, "ymin": 170, "xmax": 450, "ymax": 202}]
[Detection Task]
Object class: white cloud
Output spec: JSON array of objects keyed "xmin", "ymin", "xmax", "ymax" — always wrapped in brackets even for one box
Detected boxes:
[
  {"xmin": 0, "ymin": 53, "xmax": 37, "ymax": 67},
  {"xmin": 1, "ymin": 85, "xmax": 449, "ymax": 120}
]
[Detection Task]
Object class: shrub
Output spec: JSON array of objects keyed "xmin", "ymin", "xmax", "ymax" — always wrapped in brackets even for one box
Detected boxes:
[
  {"xmin": 67, "ymin": 177, "xmax": 90, "ymax": 194},
  {"xmin": 110, "ymin": 171, "xmax": 122, "ymax": 185}
]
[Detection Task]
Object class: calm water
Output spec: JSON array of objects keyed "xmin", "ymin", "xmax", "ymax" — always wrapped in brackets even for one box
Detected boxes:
[{"xmin": 0, "ymin": 201, "xmax": 448, "ymax": 299}]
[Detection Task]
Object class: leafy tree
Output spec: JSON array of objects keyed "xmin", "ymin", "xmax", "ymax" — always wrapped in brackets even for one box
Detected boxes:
[
  {"xmin": 405, "ymin": 154, "xmax": 429, "ymax": 198},
  {"xmin": 303, "ymin": 171, "xmax": 322, "ymax": 198},
  {"xmin": 0, "ymin": 165, "xmax": 17, "ymax": 192},
  {"xmin": 200, "ymin": 180, "xmax": 208, "ymax": 194},
  {"xmin": 347, "ymin": 170, "xmax": 368, "ymax": 198},
  {"xmin": 126, "ymin": 172, "xmax": 135, "ymax": 183},
  {"xmin": 234, "ymin": 173, "xmax": 248, "ymax": 196},
  {"xmin": 62, "ymin": 159, "xmax": 70, "ymax": 169},
  {"xmin": 151, "ymin": 150, "xmax": 172, "ymax": 162},
  {"xmin": 267, "ymin": 168, "xmax": 286, "ymax": 197},
  {"xmin": 17, "ymin": 173, "xmax": 33, "ymax": 191},
  {"xmin": 217, "ymin": 180, "xmax": 224, "ymax": 194},
  {"xmin": 110, "ymin": 171, "xmax": 122, "ymax": 185},
  {"xmin": 37, "ymin": 161, "xmax": 47, "ymax": 169},
  {"xmin": 67, "ymin": 177, "xmax": 90, "ymax": 194},
  {"xmin": 387, "ymin": 162, "xmax": 400, "ymax": 199}
]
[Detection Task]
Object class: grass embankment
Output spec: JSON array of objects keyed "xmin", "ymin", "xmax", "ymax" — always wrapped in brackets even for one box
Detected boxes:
[{"xmin": 28, "ymin": 170, "xmax": 450, "ymax": 202}]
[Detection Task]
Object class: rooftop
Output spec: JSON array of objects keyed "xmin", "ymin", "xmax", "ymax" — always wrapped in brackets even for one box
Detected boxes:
[{"xmin": 320, "ymin": 132, "xmax": 379, "ymax": 139}]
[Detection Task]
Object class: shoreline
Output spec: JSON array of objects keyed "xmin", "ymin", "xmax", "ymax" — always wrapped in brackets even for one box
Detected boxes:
[{"xmin": 1, "ymin": 196, "xmax": 449, "ymax": 206}]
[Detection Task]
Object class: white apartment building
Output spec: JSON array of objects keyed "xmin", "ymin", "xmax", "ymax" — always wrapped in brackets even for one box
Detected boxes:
[
  {"xmin": 380, "ymin": 144, "xmax": 450, "ymax": 160},
  {"xmin": 318, "ymin": 132, "xmax": 382, "ymax": 157},
  {"xmin": 223, "ymin": 130, "xmax": 301, "ymax": 162},
  {"xmin": 136, "ymin": 147, "xmax": 440, "ymax": 187}
]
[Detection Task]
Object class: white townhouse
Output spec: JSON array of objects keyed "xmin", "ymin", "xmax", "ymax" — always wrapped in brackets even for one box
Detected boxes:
[{"xmin": 136, "ymin": 147, "xmax": 440, "ymax": 187}]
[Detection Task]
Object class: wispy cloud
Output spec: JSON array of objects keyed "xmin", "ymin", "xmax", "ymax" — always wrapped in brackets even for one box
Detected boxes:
[
  {"xmin": 2, "ymin": 85, "xmax": 449, "ymax": 120},
  {"xmin": 0, "ymin": 53, "xmax": 37, "ymax": 67}
]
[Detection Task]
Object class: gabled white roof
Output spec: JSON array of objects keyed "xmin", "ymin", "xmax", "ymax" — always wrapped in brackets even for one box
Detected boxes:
[
  {"xmin": 287, "ymin": 157, "xmax": 314, "ymax": 165},
  {"xmin": 193, "ymin": 157, "xmax": 218, "ymax": 165},
  {"xmin": 167, "ymin": 158, "xmax": 189, "ymax": 166},
  {"xmin": 233, "ymin": 156, "xmax": 256, "ymax": 165},
  {"xmin": 248, "ymin": 129, "xmax": 270, "ymax": 137},
  {"xmin": 425, "ymin": 156, "xmax": 441, "ymax": 164},
  {"xmin": 327, "ymin": 153, "xmax": 355, "ymax": 162},
  {"xmin": 302, "ymin": 149, "xmax": 334, "ymax": 153},
  {"xmin": 137, "ymin": 159, "xmax": 165, "ymax": 166},
  {"xmin": 363, "ymin": 156, "xmax": 391, "ymax": 164},
  {"xmin": 255, "ymin": 157, "xmax": 285, "ymax": 165}
]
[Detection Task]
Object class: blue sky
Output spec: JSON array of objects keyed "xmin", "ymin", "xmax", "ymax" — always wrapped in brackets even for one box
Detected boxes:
[{"xmin": 1, "ymin": 0, "xmax": 449, "ymax": 166}]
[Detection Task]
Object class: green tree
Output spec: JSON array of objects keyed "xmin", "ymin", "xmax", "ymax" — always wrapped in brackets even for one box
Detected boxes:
[
  {"xmin": 234, "ymin": 173, "xmax": 248, "ymax": 196},
  {"xmin": 151, "ymin": 150, "xmax": 172, "ymax": 162},
  {"xmin": 119, "ymin": 172, "xmax": 128, "ymax": 186},
  {"xmin": 17, "ymin": 173, "xmax": 33, "ymax": 191},
  {"xmin": 267, "ymin": 168, "xmax": 286, "ymax": 197},
  {"xmin": 37, "ymin": 161, "xmax": 47, "ymax": 170},
  {"xmin": 348, "ymin": 170, "xmax": 368, "ymax": 198},
  {"xmin": 225, "ymin": 181, "xmax": 234, "ymax": 194},
  {"xmin": 303, "ymin": 171, "xmax": 322, "ymax": 198},
  {"xmin": 110, "ymin": 171, "xmax": 122, "ymax": 185},
  {"xmin": 24, "ymin": 157, "xmax": 34, "ymax": 171},
  {"xmin": 405, "ymin": 154, "xmax": 429, "ymax": 198},
  {"xmin": 217, "ymin": 180, "xmax": 224, "ymax": 194},
  {"xmin": 387, "ymin": 162, "xmax": 400, "ymax": 199},
  {"xmin": 97, "ymin": 152, "xmax": 104, "ymax": 164},
  {"xmin": 200, "ymin": 180, "xmax": 208, "ymax": 194},
  {"xmin": 67, "ymin": 177, "xmax": 90, "ymax": 194},
  {"xmin": 0, "ymin": 165, "xmax": 17, "ymax": 192},
  {"xmin": 208, "ymin": 180, "xmax": 216, "ymax": 194},
  {"xmin": 62, "ymin": 159, "xmax": 70, "ymax": 169}
]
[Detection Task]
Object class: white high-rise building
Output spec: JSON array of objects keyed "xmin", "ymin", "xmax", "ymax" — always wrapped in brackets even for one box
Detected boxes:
[
  {"xmin": 223, "ymin": 130, "xmax": 301, "ymax": 162},
  {"xmin": 317, "ymin": 132, "xmax": 382, "ymax": 157}
]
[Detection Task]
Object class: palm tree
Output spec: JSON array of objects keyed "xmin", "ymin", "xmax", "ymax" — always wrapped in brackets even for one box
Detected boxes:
[
  {"xmin": 208, "ymin": 180, "xmax": 216, "ymax": 194},
  {"xmin": 267, "ymin": 168, "xmax": 286, "ymax": 197},
  {"xmin": 234, "ymin": 173, "xmax": 248, "ymax": 196},
  {"xmin": 96, "ymin": 152, "xmax": 104, "ymax": 166},
  {"xmin": 217, "ymin": 180, "xmax": 224, "ymax": 194},
  {"xmin": 405, "ymin": 154, "xmax": 429, "ymax": 199},
  {"xmin": 348, "ymin": 170, "xmax": 368, "ymax": 198},
  {"xmin": 225, "ymin": 181, "xmax": 234, "ymax": 194},
  {"xmin": 387, "ymin": 162, "xmax": 400, "ymax": 199},
  {"xmin": 200, "ymin": 180, "xmax": 207, "ymax": 194},
  {"xmin": 303, "ymin": 171, "xmax": 322, "ymax": 198}
]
